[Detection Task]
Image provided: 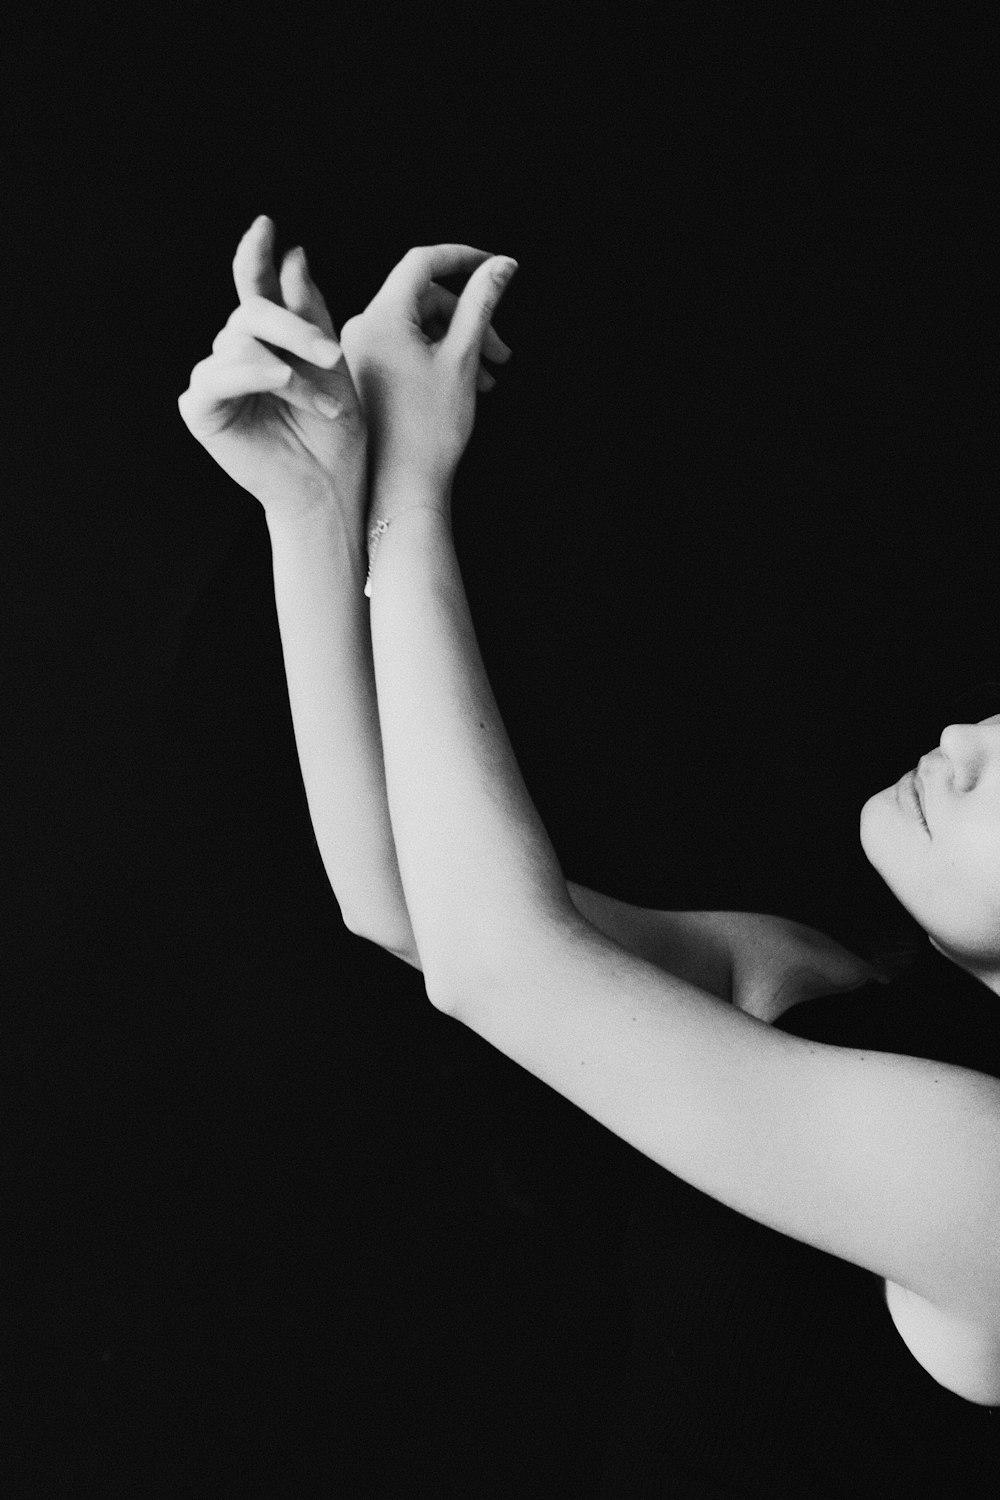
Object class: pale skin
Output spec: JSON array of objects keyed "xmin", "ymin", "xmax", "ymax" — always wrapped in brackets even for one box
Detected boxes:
[
  {"xmin": 180, "ymin": 218, "xmax": 1000, "ymax": 1403},
  {"xmin": 860, "ymin": 714, "xmax": 1000, "ymax": 992},
  {"xmin": 177, "ymin": 219, "xmax": 510, "ymax": 948}
]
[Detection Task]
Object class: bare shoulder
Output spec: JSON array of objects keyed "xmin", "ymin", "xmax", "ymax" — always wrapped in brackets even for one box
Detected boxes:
[
  {"xmin": 722, "ymin": 910, "xmax": 883, "ymax": 1024},
  {"xmin": 566, "ymin": 883, "xmax": 735, "ymax": 1000},
  {"xmin": 566, "ymin": 884, "xmax": 880, "ymax": 1024}
]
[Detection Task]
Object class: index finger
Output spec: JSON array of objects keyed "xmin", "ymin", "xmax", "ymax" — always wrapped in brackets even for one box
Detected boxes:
[
  {"xmin": 375, "ymin": 244, "xmax": 494, "ymax": 310},
  {"xmin": 232, "ymin": 215, "xmax": 284, "ymax": 305}
]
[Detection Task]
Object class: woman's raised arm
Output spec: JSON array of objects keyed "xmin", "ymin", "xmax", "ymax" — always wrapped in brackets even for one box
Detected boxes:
[
  {"xmin": 178, "ymin": 218, "xmax": 513, "ymax": 961},
  {"xmin": 177, "ymin": 216, "xmax": 416, "ymax": 955},
  {"xmin": 356, "ymin": 244, "xmax": 1000, "ymax": 1335}
]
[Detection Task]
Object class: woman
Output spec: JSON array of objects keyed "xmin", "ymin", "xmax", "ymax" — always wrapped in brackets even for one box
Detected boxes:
[{"xmin": 179, "ymin": 216, "xmax": 1000, "ymax": 1493}]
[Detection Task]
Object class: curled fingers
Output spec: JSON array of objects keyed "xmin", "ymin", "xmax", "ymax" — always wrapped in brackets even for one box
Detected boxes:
[
  {"xmin": 419, "ymin": 283, "xmax": 511, "ymax": 391},
  {"xmin": 192, "ymin": 330, "xmax": 344, "ymax": 422}
]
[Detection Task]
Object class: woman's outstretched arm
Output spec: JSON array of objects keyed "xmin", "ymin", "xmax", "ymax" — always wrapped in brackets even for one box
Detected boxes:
[
  {"xmin": 179, "ymin": 216, "xmax": 511, "ymax": 958},
  {"xmin": 358, "ymin": 243, "xmax": 1000, "ymax": 1335}
]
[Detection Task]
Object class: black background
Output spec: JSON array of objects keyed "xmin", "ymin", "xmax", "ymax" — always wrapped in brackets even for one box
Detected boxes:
[{"xmin": 5, "ymin": 4, "xmax": 997, "ymax": 1494}]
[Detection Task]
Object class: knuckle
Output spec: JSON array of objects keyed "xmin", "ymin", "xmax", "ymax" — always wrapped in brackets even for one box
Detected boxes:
[
  {"xmin": 184, "ymin": 358, "xmax": 212, "ymax": 395},
  {"xmin": 339, "ymin": 314, "xmax": 367, "ymax": 353},
  {"xmin": 233, "ymin": 293, "xmax": 263, "ymax": 321},
  {"xmin": 214, "ymin": 327, "xmax": 253, "ymax": 360}
]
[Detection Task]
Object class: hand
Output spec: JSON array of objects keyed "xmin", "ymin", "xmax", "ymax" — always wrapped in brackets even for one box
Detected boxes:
[
  {"xmin": 338, "ymin": 243, "xmax": 517, "ymax": 515},
  {"xmin": 178, "ymin": 216, "xmax": 367, "ymax": 525}
]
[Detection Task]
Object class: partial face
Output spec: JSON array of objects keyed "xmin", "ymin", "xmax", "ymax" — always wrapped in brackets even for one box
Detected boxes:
[{"xmin": 860, "ymin": 714, "xmax": 1000, "ymax": 992}]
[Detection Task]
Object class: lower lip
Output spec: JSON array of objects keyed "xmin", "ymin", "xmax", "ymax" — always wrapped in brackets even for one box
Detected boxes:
[{"xmin": 897, "ymin": 771, "xmax": 926, "ymax": 825}]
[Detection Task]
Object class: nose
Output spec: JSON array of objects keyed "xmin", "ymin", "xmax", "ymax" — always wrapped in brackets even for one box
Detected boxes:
[{"xmin": 939, "ymin": 722, "xmax": 995, "ymax": 789}]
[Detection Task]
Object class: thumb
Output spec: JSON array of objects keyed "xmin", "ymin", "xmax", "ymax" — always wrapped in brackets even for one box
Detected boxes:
[{"xmin": 442, "ymin": 255, "xmax": 518, "ymax": 367}]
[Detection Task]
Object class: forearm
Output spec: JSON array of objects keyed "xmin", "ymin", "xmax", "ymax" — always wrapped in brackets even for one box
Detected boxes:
[
  {"xmin": 367, "ymin": 492, "xmax": 578, "ymax": 1002},
  {"xmin": 265, "ymin": 501, "xmax": 418, "ymax": 960}
]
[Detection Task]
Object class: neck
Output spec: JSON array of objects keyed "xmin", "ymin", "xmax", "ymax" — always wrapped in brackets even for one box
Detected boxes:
[{"xmin": 928, "ymin": 935, "xmax": 1000, "ymax": 997}]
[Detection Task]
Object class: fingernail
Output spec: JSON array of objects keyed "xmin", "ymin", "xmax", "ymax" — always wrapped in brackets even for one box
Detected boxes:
[{"xmin": 313, "ymin": 339, "xmax": 341, "ymax": 366}]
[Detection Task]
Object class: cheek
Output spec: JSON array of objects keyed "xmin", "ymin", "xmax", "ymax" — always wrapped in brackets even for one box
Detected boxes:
[
  {"xmin": 954, "ymin": 830, "xmax": 1000, "ymax": 906},
  {"xmin": 929, "ymin": 827, "xmax": 1000, "ymax": 926}
]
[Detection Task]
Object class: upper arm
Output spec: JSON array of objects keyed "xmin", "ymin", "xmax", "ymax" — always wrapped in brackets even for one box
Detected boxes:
[{"xmin": 441, "ymin": 911, "xmax": 1000, "ymax": 1334}]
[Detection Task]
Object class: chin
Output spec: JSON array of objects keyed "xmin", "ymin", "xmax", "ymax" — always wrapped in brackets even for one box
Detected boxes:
[{"xmin": 858, "ymin": 788, "xmax": 890, "ymax": 868}]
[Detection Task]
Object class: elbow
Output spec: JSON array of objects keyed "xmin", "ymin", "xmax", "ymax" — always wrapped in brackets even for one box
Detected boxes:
[
  {"xmin": 343, "ymin": 912, "xmax": 424, "ymax": 973},
  {"xmin": 422, "ymin": 970, "xmax": 465, "ymax": 1017},
  {"xmin": 421, "ymin": 946, "xmax": 508, "ymax": 1019},
  {"xmin": 355, "ymin": 946, "xmax": 462, "ymax": 1014},
  {"xmin": 341, "ymin": 910, "xmax": 483, "ymax": 1012},
  {"xmin": 423, "ymin": 913, "xmax": 577, "ymax": 1018}
]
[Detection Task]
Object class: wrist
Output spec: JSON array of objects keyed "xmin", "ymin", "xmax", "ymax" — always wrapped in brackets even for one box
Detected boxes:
[
  {"xmin": 261, "ymin": 446, "xmax": 368, "ymax": 532},
  {"xmin": 265, "ymin": 476, "xmax": 361, "ymax": 531},
  {"xmin": 266, "ymin": 494, "xmax": 367, "ymax": 574},
  {"xmin": 370, "ymin": 468, "xmax": 453, "ymax": 522},
  {"xmin": 363, "ymin": 489, "xmax": 453, "ymax": 599}
]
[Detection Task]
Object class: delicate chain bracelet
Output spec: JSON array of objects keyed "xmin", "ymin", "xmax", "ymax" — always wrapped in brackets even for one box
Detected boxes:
[{"xmin": 363, "ymin": 506, "xmax": 445, "ymax": 597}]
